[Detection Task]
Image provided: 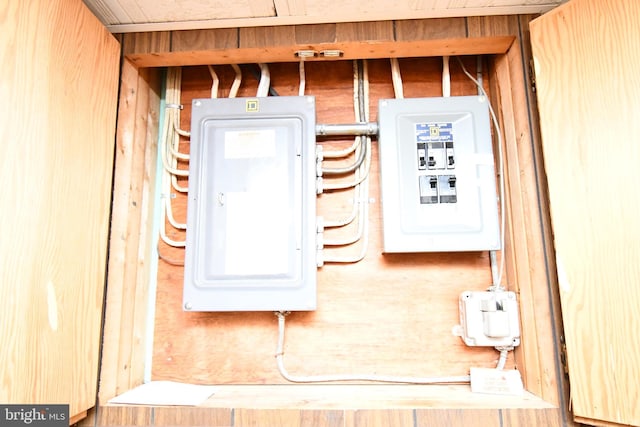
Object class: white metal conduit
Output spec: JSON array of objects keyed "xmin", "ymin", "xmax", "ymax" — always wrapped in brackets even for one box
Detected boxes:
[
  {"xmin": 274, "ymin": 311, "xmax": 471, "ymax": 384},
  {"xmin": 321, "ymin": 60, "xmax": 372, "ymax": 263}
]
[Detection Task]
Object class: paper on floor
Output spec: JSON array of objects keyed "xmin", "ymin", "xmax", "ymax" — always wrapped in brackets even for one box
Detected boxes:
[{"xmin": 108, "ymin": 381, "xmax": 216, "ymax": 406}]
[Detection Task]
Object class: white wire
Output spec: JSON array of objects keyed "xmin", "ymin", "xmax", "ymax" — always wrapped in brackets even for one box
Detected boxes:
[
  {"xmin": 207, "ymin": 65, "xmax": 219, "ymax": 98},
  {"xmin": 457, "ymin": 57, "xmax": 506, "ymax": 290},
  {"xmin": 257, "ymin": 63, "xmax": 270, "ymax": 97},
  {"xmin": 274, "ymin": 312, "xmax": 470, "ymax": 384},
  {"xmin": 229, "ymin": 64, "xmax": 242, "ymax": 98},
  {"xmin": 322, "ymin": 138, "xmax": 362, "ymax": 159},
  {"xmin": 323, "ymin": 140, "xmax": 365, "ymax": 246},
  {"xmin": 390, "ymin": 58, "xmax": 404, "ymax": 99},
  {"xmin": 320, "ymin": 60, "xmax": 362, "ymax": 227},
  {"xmin": 323, "ymin": 195, "xmax": 358, "ymax": 228},
  {"xmin": 298, "ymin": 60, "xmax": 306, "ymax": 96},
  {"xmin": 496, "ymin": 349, "xmax": 508, "ymax": 370},
  {"xmin": 323, "ymin": 60, "xmax": 371, "ymax": 263},
  {"xmin": 322, "ymin": 151, "xmax": 370, "ymax": 191},
  {"xmin": 165, "ymin": 196, "xmax": 186, "ymax": 230},
  {"xmin": 321, "ymin": 163, "xmax": 369, "ymax": 263},
  {"xmin": 442, "ymin": 56, "xmax": 451, "ymax": 97},
  {"xmin": 158, "ymin": 67, "xmax": 188, "ymax": 247},
  {"xmin": 168, "ymin": 112, "xmax": 190, "ymax": 160}
]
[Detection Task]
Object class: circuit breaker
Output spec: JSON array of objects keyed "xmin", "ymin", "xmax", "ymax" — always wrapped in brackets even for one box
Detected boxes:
[
  {"xmin": 378, "ymin": 96, "xmax": 500, "ymax": 252},
  {"xmin": 183, "ymin": 96, "xmax": 317, "ymax": 311}
]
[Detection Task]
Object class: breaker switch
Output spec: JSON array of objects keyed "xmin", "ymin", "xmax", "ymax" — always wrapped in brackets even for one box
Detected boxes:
[
  {"xmin": 427, "ymin": 142, "xmax": 446, "ymax": 170},
  {"xmin": 417, "ymin": 143, "xmax": 427, "ymax": 170},
  {"xmin": 438, "ymin": 175, "xmax": 457, "ymax": 203},
  {"xmin": 419, "ymin": 175, "xmax": 438, "ymax": 204},
  {"xmin": 446, "ymin": 141, "xmax": 455, "ymax": 169}
]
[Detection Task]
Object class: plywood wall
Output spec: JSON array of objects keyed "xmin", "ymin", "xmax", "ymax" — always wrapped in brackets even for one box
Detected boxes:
[
  {"xmin": 0, "ymin": 0, "xmax": 120, "ymax": 418},
  {"xmin": 531, "ymin": 1, "xmax": 640, "ymax": 425},
  {"xmin": 152, "ymin": 57, "xmax": 515, "ymax": 384}
]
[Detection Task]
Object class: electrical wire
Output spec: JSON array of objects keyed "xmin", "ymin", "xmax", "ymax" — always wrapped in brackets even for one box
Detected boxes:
[
  {"xmin": 322, "ymin": 60, "xmax": 371, "ymax": 263},
  {"xmin": 157, "ymin": 242, "xmax": 185, "ymax": 266},
  {"xmin": 158, "ymin": 67, "xmax": 188, "ymax": 246},
  {"xmin": 164, "ymin": 195, "xmax": 186, "ymax": 230},
  {"xmin": 321, "ymin": 148, "xmax": 370, "ymax": 191},
  {"xmin": 298, "ymin": 60, "xmax": 306, "ymax": 96},
  {"xmin": 321, "ymin": 141, "xmax": 367, "ymax": 175},
  {"xmin": 323, "ymin": 136, "xmax": 366, "ymax": 247},
  {"xmin": 229, "ymin": 64, "xmax": 242, "ymax": 98},
  {"xmin": 442, "ymin": 56, "xmax": 451, "ymax": 97},
  {"xmin": 496, "ymin": 348, "xmax": 509, "ymax": 370},
  {"xmin": 207, "ymin": 65, "xmax": 219, "ymax": 98},
  {"xmin": 456, "ymin": 56, "xmax": 506, "ymax": 291},
  {"xmin": 390, "ymin": 58, "xmax": 404, "ymax": 99},
  {"xmin": 257, "ymin": 63, "xmax": 271, "ymax": 97},
  {"xmin": 457, "ymin": 57, "xmax": 514, "ymax": 368},
  {"xmin": 274, "ymin": 312, "xmax": 470, "ymax": 384},
  {"xmin": 318, "ymin": 60, "xmax": 363, "ymax": 229}
]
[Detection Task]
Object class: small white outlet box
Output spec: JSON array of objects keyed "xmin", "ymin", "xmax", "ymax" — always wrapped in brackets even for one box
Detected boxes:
[{"xmin": 455, "ymin": 291, "xmax": 520, "ymax": 347}]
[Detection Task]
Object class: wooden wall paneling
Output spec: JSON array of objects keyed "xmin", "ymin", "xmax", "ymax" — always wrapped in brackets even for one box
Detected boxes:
[
  {"xmin": 348, "ymin": 410, "xmax": 414, "ymax": 427},
  {"xmin": 394, "ymin": 18, "xmax": 467, "ymax": 40},
  {"xmin": 415, "ymin": 409, "xmax": 500, "ymax": 426},
  {"xmin": 467, "ymin": 15, "xmax": 518, "ymax": 38},
  {"xmin": 530, "ymin": 1, "xmax": 640, "ymax": 425},
  {"xmin": 172, "ymin": 29, "xmax": 239, "ymax": 52},
  {"xmin": 197, "ymin": 384, "xmax": 555, "ymax": 409},
  {"xmin": 294, "ymin": 24, "xmax": 337, "ymax": 44},
  {"xmin": 95, "ymin": 406, "xmax": 152, "ymax": 427},
  {"xmin": 0, "ymin": 0, "xmax": 120, "ymax": 419},
  {"xmin": 94, "ymin": 0, "xmax": 563, "ymax": 33},
  {"xmin": 273, "ymin": 0, "xmax": 307, "ymax": 16},
  {"xmin": 235, "ymin": 409, "xmax": 344, "ymax": 427},
  {"xmin": 153, "ymin": 407, "xmax": 232, "ymax": 426},
  {"xmin": 98, "ymin": 60, "xmax": 162, "ymax": 403},
  {"xmin": 517, "ymin": 12, "xmax": 569, "ymax": 416},
  {"xmin": 122, "ymin": 18, "xmax": 515, "ymax": 67},
  {"xmin": 239, "ymin": 25, "xmax": 297, "ymax": 48},
  {"xmin": 335, "ymin": 21, "xmax": 394, "ymax": 42},
  {"xmin": 486, "ymin": 16, "xmax": 567, "ymax": 414},
  {"xmin": 502, "ymin": 408, "xmax": 563, "ymax": 427},
  {"xmin": 77, "ymin": 407, "xmax": 96, "ymax": 427},
  {"xmin": 122, "ymin": 31, "xmax": 171, "ymax": 56},
  {"xmin": 131, "ymin": 66, "xmax": 162, "ymax": 394}
]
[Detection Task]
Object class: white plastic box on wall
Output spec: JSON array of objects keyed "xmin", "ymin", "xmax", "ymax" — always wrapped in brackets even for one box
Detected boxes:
[{"xmin": 377, "ymin": 96, "xmax": 500, "ymax": 253}]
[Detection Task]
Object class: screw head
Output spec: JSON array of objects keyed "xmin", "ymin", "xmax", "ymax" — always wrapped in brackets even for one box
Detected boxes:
[
  {"xmin": 184, "ymin": 302, "xmax": 192, "ymax": 310},
  {"xmin": 194, "ymin": 100, "xmax": 201, "ymax": 107}
]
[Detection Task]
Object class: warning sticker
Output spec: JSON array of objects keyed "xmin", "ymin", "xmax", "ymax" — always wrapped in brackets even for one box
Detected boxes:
[{"xmin": 416, "ymin": 122, "xmax": 453, "ymax": 143}]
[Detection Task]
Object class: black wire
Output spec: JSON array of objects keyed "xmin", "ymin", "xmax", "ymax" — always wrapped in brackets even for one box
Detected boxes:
[{"xmin": 245, "ymin": 64, "xmax": 279, "ymax": 96}]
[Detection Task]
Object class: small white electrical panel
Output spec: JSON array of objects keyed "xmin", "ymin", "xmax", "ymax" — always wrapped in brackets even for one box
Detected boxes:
[
  {"xmin": 377, "ymin": 96, "xmax": 500, "ymax": 252},
  {"xmin": 183, "ymin": 96, "xmax": 317, "ymax": 312},
  {"xmin": 455, "ymin": 291, "xmax": 520, "ymax": 348}
]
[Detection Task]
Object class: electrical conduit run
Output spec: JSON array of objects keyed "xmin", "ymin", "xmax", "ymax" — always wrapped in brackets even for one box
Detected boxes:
[{"xmin": 274, "ymin": 312, "xmax": 471, "ymax": 384}]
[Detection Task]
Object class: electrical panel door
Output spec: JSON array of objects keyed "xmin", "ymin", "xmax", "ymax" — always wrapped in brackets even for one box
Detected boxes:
[
  {"xmin": 183, "ymin": 96, "xmax": 317, "ymax": 311},
  {"xmin": 378, "ymin": 96, "xmax": 500, "ymax": 253}
]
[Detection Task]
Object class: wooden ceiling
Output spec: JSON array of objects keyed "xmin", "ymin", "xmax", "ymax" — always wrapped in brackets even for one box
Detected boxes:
[{"xmin": 83, "ymin": 0, "xmax": 564, "ymax": 33}]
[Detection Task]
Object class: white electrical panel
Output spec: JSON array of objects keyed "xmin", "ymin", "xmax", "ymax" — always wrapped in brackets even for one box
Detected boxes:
[
  {"xmin": 455, "ymin": 291, "xmax": 520, "ymax": 348},
  {"xmin": 377, "ymin": 96, "xmax": 500, "ymax": 252},
  {"xmin": 183, "ymin": 96, "xmax": 317, "ymax": 312}
]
